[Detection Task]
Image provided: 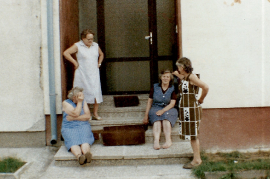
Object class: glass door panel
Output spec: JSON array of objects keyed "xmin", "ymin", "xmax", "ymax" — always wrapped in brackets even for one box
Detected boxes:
[
  {"xmin": 104, "ymin": 0, "xmax": 150, "ymax": 93},
  {"xmin": 156, "ymin": 0, "xmax": 177, "ymax": 71},
  {"xmin": 106, "ymin": 61, "xmax": 150, "ymax": 92}
]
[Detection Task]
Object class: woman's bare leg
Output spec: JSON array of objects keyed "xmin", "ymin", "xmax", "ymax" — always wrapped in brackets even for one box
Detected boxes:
[
  {"xmin": 70, "ymin": 145, "xmax": 85, "ymax": 164},
  {"xmin": 153, "ymin": 121, "xmax": 162, "ymax": 150},
  {"xmin": 81, "ymin": 143, "xmax": 92, "ymax": 163},
  {"xmin": 71, "ymin": 145, "xmax": 82, "ymax": 158},
  {"xmin": 190, "ymin": 139, "xmax": 202, "ymax": 165},
  {"xmin": 93, "ymin": 99, "xmax": 101, "ymax": 118},
  {"xmin": 162, "ymin": 120, "xmax": 172, "ymax": 149},
  {"xmin": 81, "ymin": 143, "xmax": 91, "ymax": 154}
]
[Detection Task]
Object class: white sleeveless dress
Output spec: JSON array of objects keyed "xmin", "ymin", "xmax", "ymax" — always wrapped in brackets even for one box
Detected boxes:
[{"xmin": 73, "ymin": 41, "xmax": 103, "ymax": 104}]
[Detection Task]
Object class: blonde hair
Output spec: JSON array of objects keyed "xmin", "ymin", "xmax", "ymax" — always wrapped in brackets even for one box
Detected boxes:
[{"xmin": 67, "ymin": 87, "xmax": 83, "ymax": 100}]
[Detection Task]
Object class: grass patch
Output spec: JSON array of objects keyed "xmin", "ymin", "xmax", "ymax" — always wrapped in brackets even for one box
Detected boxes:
[
  {"xmin": 0, "ymin": 157, "xmax": 25, "ymax": 173},
  {"xmin": 192, "ymin": 151, "xmax": 270, "ymax": 178}
]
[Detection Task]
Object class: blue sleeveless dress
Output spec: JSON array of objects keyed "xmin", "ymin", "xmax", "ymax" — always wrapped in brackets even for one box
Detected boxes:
[
  {"xmin": 61, "ymin": 99, "xmax": 95, "ymax": 151},
  {"xmin": 148, "ymin": 83, "xmax": 178, "ymax": 127}
]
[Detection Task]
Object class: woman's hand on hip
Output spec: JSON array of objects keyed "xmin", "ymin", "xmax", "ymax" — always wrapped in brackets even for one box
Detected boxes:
[
  {"xmin": 74, "ymin": 62, "xmax": 79, "ymax": 69},
  {"xmin": 156, "ymin": 110, "xmax": 165, "ymax": 116},
  {"xmin": 198, "ymin": 98, "xmax": 204, "ymax": 105}
]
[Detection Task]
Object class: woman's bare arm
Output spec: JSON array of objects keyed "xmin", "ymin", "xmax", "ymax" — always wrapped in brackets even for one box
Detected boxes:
[
  {"xmin": 98, "ymin": 47, "xmax": 104, "ymax": 68},
  {"xmin": 66, "ymin": 101, "xmax": 91, "ymax": 121},
  {"xmin": 62, "ymin": 92, "xmax": 84, "ymax": 117},
  {"xmin": 189, "ymin": 74, "xmax": 209, "ymax": 104},
  {"xmin": 143, "ymin": 98, "xmax": 153, "ymax": 124},
  {"xmin": 62, "ymin": 101, "xmax": 83, "ymax": 117},
  {"xmin": 63, "ymin": 44, "xmax": 79, "ymax": 69}
]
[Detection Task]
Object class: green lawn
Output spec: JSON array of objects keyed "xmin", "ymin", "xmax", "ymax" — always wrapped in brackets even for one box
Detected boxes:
[
  {"xmin": 0, "ymin": 157, "xmax": 25, "ymax": 173},
  {"xmin": 192, "ymin": 151, "xmax": 270, "ymax": 179}
]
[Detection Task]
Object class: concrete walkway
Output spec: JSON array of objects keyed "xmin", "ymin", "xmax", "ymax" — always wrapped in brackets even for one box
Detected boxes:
[{"xmin": 0, "ymin": 147, "xmax": 197, "ymax": 179}]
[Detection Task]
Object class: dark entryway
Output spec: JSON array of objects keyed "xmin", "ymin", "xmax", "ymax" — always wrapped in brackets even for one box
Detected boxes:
[{"xmin": 60, "ymin": 0, "xmax": 178, "ymax": 97}]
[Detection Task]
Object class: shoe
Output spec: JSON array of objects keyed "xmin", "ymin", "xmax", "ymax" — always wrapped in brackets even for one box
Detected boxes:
[
  {"xmin": 78, "ymin": 154, "xmax": 86, "ymax": 165},
  {"xmin": 183, "ymin": 162, "xmax": 201, "ymax": 169},
  {"xmin": 85, "ymin": 152, "xmax": 92, "ymax": 163},
  {"xmin": 92, "ymin": 115, "xmax": 102, "ymax": 120}
]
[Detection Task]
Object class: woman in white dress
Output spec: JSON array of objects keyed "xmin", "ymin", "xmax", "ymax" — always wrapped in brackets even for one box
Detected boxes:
[{"xmin": 63, "ymin": 29, "xmax": 104, "ymax": 120}]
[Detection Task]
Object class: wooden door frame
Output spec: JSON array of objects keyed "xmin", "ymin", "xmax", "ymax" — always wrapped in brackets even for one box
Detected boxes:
[
  {"xmin": 148, "ymin": 0, "xmax": 159, "ymax": 86},
  {"xmin": 59, "ymin": 0, "xmax": 79, "ymax": 101}
]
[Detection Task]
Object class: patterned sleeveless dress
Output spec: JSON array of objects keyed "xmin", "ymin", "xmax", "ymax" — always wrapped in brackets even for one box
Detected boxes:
[
  {"xmin": 61, "ymin": 99, "xmax": 95, "ymax": 151},
  {"xmin": 73, "ymin": 41, "xmax": 103, "ymax": 104},
  {"xmin": 178, "ymin": 74, "xmax": 202, "ymax": 140},
  {"xmin": 148, "ymin": 83, "xmax": 178, "ymax": 127}
]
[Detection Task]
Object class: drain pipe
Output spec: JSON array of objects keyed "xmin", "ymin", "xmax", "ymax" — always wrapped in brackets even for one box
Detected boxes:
[{"xmin": 47, "ymin": 0, "xmax": 57, "ymax": 144}]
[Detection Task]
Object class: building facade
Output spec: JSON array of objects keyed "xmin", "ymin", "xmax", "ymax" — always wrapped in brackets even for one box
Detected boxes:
[{"xmin": 0, "ymin": 0, "xmax": 269, "ymax": 150}]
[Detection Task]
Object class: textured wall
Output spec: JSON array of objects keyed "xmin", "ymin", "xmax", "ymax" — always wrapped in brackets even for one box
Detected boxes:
[
  {"xmin": 0, "ymin": 1, "xmax": 45, "ymax": 131},
  {"xmin": 200, "ymin": 107, "xmax": 270, "ymax": 150},
  {"xmin": 181, "ymin": 0, "xmax": 270, "ymax": 108}
]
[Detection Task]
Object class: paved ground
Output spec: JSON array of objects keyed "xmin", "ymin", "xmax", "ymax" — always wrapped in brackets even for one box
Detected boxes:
[{"xmin": 0, "ymin": 147, "xmax": 197, "ymax": 179}]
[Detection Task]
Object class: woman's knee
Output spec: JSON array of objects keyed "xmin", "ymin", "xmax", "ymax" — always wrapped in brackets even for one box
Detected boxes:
[
  {"xmin": 162, "ymin": 119, "xmax": 171, "ymax": 125},
  {"xmin": 81, "ymin": 143, "xmax": 90, "ymax": 148},
  {"xmin": 153, "ymin": 120, "xmax": 162, "ymax": 126}
]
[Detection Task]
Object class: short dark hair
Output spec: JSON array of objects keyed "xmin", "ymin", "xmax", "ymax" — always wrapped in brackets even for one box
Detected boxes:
[
  {"xmin": 159, "ymin": 69, "xmax": 174, "ymax": 86},
  {"xmin": 176, "ymin": 57, "xmax": 193, "ymax": 73},
  {"xmin": 81, "ymin": 29, "xmax": 95, "ymax": 40}
]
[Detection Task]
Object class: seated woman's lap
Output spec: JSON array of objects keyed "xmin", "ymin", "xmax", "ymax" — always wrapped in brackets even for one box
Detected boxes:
[{"xmin": 149, "ymin": 107, "xmax": 178, "ymax": 127}]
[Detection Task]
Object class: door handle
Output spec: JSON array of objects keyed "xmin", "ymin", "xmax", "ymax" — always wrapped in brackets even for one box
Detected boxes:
[{"xmin": 145, "ymin": 32, "xmax": 152, "ymax": 44}]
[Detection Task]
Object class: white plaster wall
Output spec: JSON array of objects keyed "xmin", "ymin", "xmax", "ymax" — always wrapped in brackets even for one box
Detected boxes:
[
  {"xmin": 181, "ymin": 0, "xmax": 270, "ymax": 108},
  {"xmin": 0, "ymin": 0, "xmax": 45, "ymax": 131}
]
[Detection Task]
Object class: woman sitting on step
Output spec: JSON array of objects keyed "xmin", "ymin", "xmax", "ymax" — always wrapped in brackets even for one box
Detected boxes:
[
  {"xmin": 143, "ymin": 70, "xmax": 178, "ymax": 150},
  {"xmin": 61, "ymin": 87, "xmax": 95, "ymax": 165}
]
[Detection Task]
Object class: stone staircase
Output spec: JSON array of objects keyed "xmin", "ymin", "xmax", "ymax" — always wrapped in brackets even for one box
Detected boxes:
[{"xmin": 54, "ymin": 94, "xmax": 192, "ymax": 167}]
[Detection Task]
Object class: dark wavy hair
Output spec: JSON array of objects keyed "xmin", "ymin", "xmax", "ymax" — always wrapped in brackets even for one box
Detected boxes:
[
  {"xmin": 176, "ymin": 57, "xmax": 193, "ymax": 73},
  {"xmin": 80, "ymin": 29, "xmax": 95, "ymax": 40},
  {"xmin": 159, "ymin": 69, "xmax": 174, "ymax": 86}
]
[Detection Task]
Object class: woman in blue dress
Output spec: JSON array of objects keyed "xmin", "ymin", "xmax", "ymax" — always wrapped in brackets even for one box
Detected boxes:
[
  {"xmin": 61, "ymin": 87, "xmax": 95, "ymax": 165},
  {"xmin": 143, "ymin": 70, "xmax": 178, "ymax": 150}
]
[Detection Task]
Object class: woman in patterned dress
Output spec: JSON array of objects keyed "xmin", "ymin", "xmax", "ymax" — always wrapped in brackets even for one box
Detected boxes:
[
  {"xmin": 63, "ymin": 29, "xmax": 104, "ymax": 120},
  {"xmin": 61, "ymin": 87, "xmax": 95, "ymax": 165},
  {"xmin": 143, "ymin": 70, "xmax": 178, "ymax": 150},
  {"xmin": 173, "ymin": 57, "xmax": 209, "ymax": 169}
]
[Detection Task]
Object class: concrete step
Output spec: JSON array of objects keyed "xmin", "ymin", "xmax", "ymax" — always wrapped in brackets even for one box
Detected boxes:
[
  {"xmin": 88, "ymin": 94, "xmax": 149, "ymax": 108},
  {"xmin": 145, "ymin": 123, "xmax": 182, "ymax": 143},
  {"xmin": 54, "ymin": 141, "xmax": 192, "ymax": 167},
  {"xmin": 90, "ymin": 121, "xmax": 182, "ymax": 144},
  {"xmin": 89, "ymin": 117, "xmax": 144, "ymax": 126},
  {"xmin": 90, "ymin": 106, "xmax": 146, "ymax": 120}
]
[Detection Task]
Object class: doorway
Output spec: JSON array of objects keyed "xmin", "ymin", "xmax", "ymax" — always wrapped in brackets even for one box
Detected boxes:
[{"xmin": 61, "ymin": 0, "xmax": 178, "ymax": 96}]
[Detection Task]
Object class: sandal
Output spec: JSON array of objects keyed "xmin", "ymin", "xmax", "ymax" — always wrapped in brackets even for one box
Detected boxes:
[
  {"xmin": 78, "ymin": 154, "xmax": 86, "ymax": 165},
  {"xmin": 183, "ymin": 162, "xmax": 201, "ymax": 169},
  {"xmin": 84, "ymin": 152, "xmax": 92, "ymax": 163},
  {"xmin": 92, "ymin": 115, "xmax": 102, "ymax": 120}
]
